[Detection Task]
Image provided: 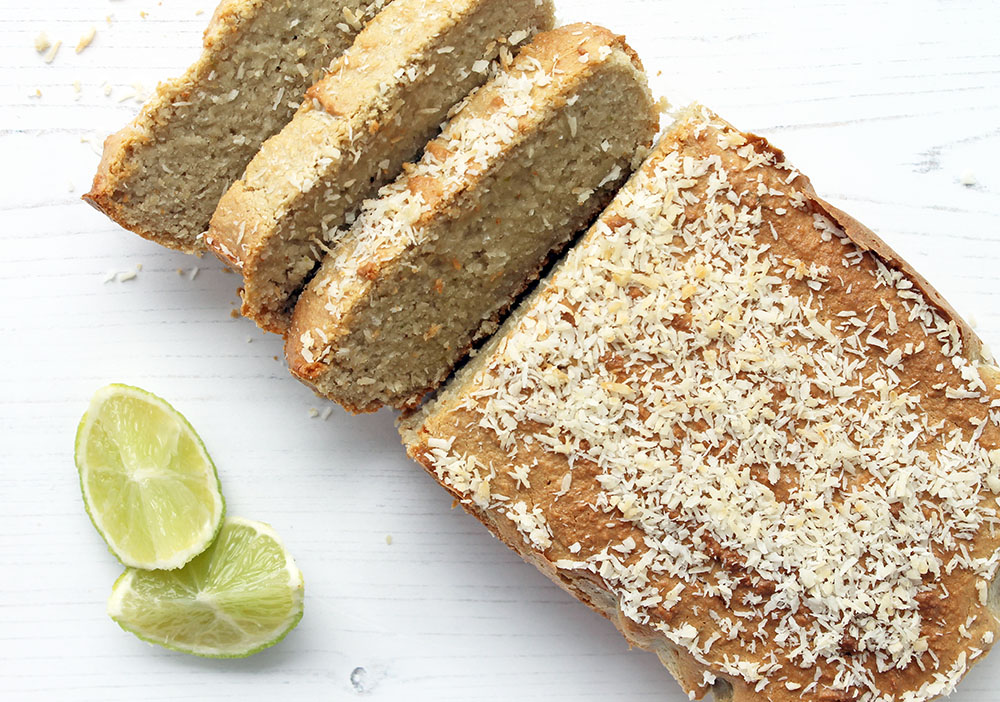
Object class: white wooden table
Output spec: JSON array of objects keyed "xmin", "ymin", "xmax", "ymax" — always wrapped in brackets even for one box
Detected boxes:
[{"xmin": 2, "ymin": 0, "xmax": 999, "ymax": 699}]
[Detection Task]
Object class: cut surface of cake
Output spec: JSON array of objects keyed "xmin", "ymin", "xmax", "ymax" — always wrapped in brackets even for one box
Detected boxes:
[
  {"xmin": 400, "ymin": 105, "xmax": 1000, "ymax": 701},
  {"xmin": 84, "ymin": 0, "xmax": 391, "ymax": 252},
  {"xmin": 206, "ymin": 0, "xmax": 554, "ymax": 333},
  {"xmin": 286, "ymin": 23, "xmax": 659, "ymax": 412}
]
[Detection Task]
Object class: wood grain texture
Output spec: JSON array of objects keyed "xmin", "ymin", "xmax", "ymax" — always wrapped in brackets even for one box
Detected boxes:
[{"xmin": 0, "ymin": 0, "xmax": 998, "ymax": 699}]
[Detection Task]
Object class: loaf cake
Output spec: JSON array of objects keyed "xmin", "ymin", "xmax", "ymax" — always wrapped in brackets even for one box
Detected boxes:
[
  {"xmin": 285, "ymin": 24, "xmax": 659, "ymax": 413},
  {"xmin": 400, "ymin": 105, "xmax": 1000, "ymax": 701},
  {"xmin": 206, "ymin": 0, "xmax": 554, "ymax": 333},
  {"xmin": 83, "ymin": 0, "xmax": 390, "ymax": 253}
]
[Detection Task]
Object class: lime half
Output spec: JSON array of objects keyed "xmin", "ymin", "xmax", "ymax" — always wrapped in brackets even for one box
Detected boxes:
[
  {"xmin": 107, "ymin": 517, "xmax": 305, "ymax": 658},
  {"xmin": 75, "ymin": 384, "xmax": 224, "ymax": 570}
]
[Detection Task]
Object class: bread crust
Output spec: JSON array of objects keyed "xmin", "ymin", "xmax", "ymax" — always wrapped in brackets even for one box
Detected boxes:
[
  {"xmin": 84, "ymin": 0, "xmax": 389, "ymax": 252},
  {"xmin": 812, "ymin": 198, "xmax": 985, "ymax": 366},
  {"xmin": 400, "ymin": 106, "xmax": 1000, "ymax": 701}
]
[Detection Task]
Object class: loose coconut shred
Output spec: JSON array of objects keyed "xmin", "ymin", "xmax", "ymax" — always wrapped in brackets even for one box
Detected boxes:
[{"xmin": 413, "ymin": 107, "xmax": 1000, "ymax": 701}]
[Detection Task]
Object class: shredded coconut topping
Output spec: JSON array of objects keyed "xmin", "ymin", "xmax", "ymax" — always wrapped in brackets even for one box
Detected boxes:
[{"xmin": 418, "ymin": 107, "xmax": 1000, "ymax": 701}]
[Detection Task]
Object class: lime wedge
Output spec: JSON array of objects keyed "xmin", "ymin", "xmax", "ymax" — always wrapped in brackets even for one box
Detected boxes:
[
  {"xmin": 107, "ymin": 517, "xmax": 305, "ymax": 658},
  {"xmin": 75, "ymin": 384, "xmax": 224, "ymax": 570}
]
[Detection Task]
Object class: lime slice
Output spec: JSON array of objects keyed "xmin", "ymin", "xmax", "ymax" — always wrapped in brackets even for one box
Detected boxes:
[
  {"xmin": 107, "ymin": 517, "xmax": 305, "ymax": 658},
  {"xmin": 75, "ymin": 384, "xmax": 224, "ymax": 570}
]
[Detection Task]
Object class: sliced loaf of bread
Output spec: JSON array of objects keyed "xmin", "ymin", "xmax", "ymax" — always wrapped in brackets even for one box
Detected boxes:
[
  {"xmin": 285, "ymin": 24, "xmax": 659, "ymax": 412},
  {"xmin": 84, "ymin": 0, "xmax": 391, "ymax": 253},
  {"xmin": 206, "ymin": 0, "xmax": 555, "ymax": 333}
]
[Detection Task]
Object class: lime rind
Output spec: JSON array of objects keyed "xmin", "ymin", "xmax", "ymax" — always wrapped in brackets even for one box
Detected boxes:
[
  {"xmin": 75, "ymin": 384, "xmax": 225, "ymax": 570},
  {"xmin": 107, "ymin": 517, "xmax": 305, "ymax": 658}
]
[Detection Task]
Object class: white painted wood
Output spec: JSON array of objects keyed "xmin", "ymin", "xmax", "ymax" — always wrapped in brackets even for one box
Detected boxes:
[{"xmin": 1, "ymin": 0, "xmax": 998, "ymax": 699}]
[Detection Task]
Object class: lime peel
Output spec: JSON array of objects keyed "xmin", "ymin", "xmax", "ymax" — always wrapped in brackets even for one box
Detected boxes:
[{"xmin": 107, "ymin": 517, "xmax": 305, "ymax": 658}]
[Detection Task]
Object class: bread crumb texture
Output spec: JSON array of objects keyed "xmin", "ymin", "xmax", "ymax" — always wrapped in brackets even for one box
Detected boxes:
[
  {"xmin": 84, "ymin": 0, "xmax": 391, "ymax": 252},
  {"xmin": 403, "ymin": 106, "xmax": 1000, "ymax": 701},
  {"xmin": 288, "ymin": 23, "xmax": 657, "ymax": 412},
  {"xmin": 205, "ymin": 0, "xmax": 555, "ymax": 333}
]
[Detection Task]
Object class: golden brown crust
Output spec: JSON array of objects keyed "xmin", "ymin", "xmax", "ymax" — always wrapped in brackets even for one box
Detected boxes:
[
  {"xmin": 405, "ymin": 400, "xmax": 759, "ymax": 700},
  {"xmin": 406, "ymin": 441, "xmax": 624, "ymax": 621},
  {"xmin": 707, "ymin": 115, "xmax": 986, "ymax": 374},
  {"xmin": 699, "ymin": 117, "xmax": 982, "ymax": 369},
  {"xmin": 404, "ymin": 407, "xmax": 756, "ymax": 701},
  {"xmin": 401, "ymin": 106, "xmax": 1000, "ymax": 701},
  {"xmin": 810, "ymin": 197, "xmax": 984, "ymax": 365}
]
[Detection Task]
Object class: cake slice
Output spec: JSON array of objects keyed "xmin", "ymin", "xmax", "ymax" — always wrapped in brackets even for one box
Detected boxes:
[
  {"xmin": 83, "ymin": 0, "xmax": 391, "ymax": 253},
  {"xmin": 285, "ymin": 24, "xmax": 658, "ymax": 412},
  {"xmin": 206, "ymin": 0, "xmax": 554, "ymax": 333},
  {"xmin": 400, "ymin": 106, "xmax": 1000, "ymax": 701}
]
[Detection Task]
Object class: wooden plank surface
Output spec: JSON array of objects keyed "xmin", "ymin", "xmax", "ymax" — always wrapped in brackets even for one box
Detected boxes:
[{"xmin": 1, "ymin": 0, "xmax": 998, "ymax": 699}]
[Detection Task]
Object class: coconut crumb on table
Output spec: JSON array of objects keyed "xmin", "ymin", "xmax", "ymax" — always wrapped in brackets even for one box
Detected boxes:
[
  {"xmin": 117, "ymin": 83, "xmax": 149, "ymax": 104},
  {"xmin": 103, "ymin": 269, "xmax": 138, "ymax": 283},
  {"xmin": 43, "ymin": 40, "xmax": 61, "ymax": 64},
  {"xmin": 34, "ymin": 32, "xmax": 50, "ymax": 53},
  {"xmin": 76, "ymin": 26, "xmax": 96, "ymax": 54}
]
